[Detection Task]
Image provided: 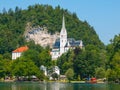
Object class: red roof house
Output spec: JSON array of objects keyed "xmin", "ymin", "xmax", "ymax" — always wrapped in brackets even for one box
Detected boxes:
[
  {"xmin": 13, "ymin": 46, "xmax": 28, "ymax": 53},
  {"xmin": 12, "ymin": 46, "xmax": 28, "ymax": 60}
]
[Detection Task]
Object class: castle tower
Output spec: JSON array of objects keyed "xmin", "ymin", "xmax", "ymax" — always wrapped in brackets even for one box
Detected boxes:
[{"xmin": 60, "ymin": 15, "xmax": 67, "ymax": 55}]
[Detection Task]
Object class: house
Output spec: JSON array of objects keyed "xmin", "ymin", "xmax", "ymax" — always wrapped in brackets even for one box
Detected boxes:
[
  {"xmin": 12, "ymin": 46, "xmax": 28, "ymax": 60},
  {"xmin": 51, "ymin": 15, "xmax": 83, "ymax": 60},
  {"xmin": 53, "ymin": 66, "xmax": 60, "ymax": 75},
  {"xmin": 40, "ymin": 65, "xmax": 47, "ymax": 76},
  {"xmin": 47, "ymin": 66, "xmax": 60, "ymax": 80}
]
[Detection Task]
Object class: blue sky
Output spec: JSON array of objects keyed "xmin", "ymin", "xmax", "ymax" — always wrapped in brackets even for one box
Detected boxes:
[{"xmin": 0, "ymin": 0, "xmax": 120, "ymax": 45}]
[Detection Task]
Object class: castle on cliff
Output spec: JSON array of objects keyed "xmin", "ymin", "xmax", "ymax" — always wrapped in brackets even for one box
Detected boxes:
[{"xmin": 51, "ymin": 16, "xmax": 83, "ymax": 60}]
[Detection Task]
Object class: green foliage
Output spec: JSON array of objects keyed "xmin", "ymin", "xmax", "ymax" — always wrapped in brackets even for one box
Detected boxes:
[
  {"xmin": 106, "ymin": 34, "xmax": 120, "ymax": 81},
  {"xmin": 77, "ymin": 75, "xmax": 81, "ymax": 81},
  {"xmin": 0, "ymin": 60, "xmax": 11, "ymax": 78},
  {"xmin": 95, "ymin": 67, "xmax": 106, "ymax": 79},
  {"xmin": 51, "ymin": 73, "xmax": 59, "ymax": 80},
  {"xmin": 0, "ymin": 4, "xmax": 106, "ymax": 81},
  {"xmin": 21, "ymin": 41, "xmax": 52, "ymax": 67},
  {"xmin": 22, "ymin": 49, "xmax": 40, "ymax": 67},
  {"xmin": 106, "ymin": 69, "xmax": 117, "ymax": 81},
  {"xmin": 0, "ymin": 61, "xmax": 6, "ymax": 78},
  {"xmin": 38, "ymin": 49, "xmax": 52, "ymax": 67},
  {"xmin": 11, "ymin": 58, "xmax": 44, "ymax": 79},
  {"xmin": 57, "ymin": 46, "xmax": 106, "ymax": 80},
  {"xmin": 0, "ymin": 4, "xmax": 104, "ymax": 55},
  {"xmin": 57, "ymin": 50, "xmax": 74, "ymax": 74},
  {"xmin": 65, "ymin": 68, "xmax": 74, "ymax": 82}
]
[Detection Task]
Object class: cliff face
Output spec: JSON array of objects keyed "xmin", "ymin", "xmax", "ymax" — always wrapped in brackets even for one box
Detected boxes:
[{"xmin": 24, "ymin": 23, "xmax": 59, "ymax": 48}]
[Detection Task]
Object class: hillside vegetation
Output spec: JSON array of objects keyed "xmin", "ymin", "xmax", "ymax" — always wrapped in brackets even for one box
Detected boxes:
[
  {"xmin": 0, "ymin": 4, "xmax": 119, "ymax": 81},
  {"xmin": 0, "ymin": 4, "xmax": 104, "ymax": 54}
]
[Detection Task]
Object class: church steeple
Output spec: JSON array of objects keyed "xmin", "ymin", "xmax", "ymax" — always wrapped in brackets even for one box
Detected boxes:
[
  {"xmin": 62, "ymin": 15, "xmax": 66, "ymax": 30},
  {"xmin": 60, "ymin": 15, "xmax": 67, "ymax": 35},
  {"xmin": 60, "ymin": 15, "xmax": 67, "ymax": 55}
]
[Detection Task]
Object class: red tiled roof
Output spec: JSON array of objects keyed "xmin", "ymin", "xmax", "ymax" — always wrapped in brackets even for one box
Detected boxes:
[{"xmin": 13, "ymin": 46, "xmax": 28, "ymax": 53}]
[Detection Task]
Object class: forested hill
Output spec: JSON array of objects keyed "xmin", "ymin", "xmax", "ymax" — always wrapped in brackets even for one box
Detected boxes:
[{"xmin": 0, "ymin": 4, "xmax": 104, "ymax": 54}]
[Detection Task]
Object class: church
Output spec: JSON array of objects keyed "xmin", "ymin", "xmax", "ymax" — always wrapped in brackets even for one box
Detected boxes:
[{"xmin": 51, "ymin": 15, "xmax": 83, "ymax": 60}]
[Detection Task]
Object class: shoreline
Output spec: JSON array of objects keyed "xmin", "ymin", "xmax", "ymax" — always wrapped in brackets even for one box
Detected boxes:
[{"xmin": 0, "ymin": 80, "xmax": 106, "ymax": 84}]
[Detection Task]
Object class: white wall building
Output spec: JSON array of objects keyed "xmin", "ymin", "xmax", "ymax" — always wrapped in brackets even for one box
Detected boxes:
[
  {"xmin": 51, "ymin": 15, "xmax": 83, "ymax": 60},
  {"xmin": 53, "ymin": 66, "xmax": 60, "ymax": 75},
  {"xmin": 40, "ymin": 65, "xmax": 47, "ymax": 76},
  {"xmin": 12, "ymin": 46, "xmax": 28, "ymax": 60}
]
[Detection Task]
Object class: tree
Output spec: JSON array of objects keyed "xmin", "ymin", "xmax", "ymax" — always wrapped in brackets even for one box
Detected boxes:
[
  {"xmin": 11, "ymin": 58, "xmax": 44, "ymax": 80},
  {"xmin": 73, "ymin": 48, "xmax": 89, "ymax": 79},
  {"xmin": 0, "ymin": 4, "xmax": 106, "ymax": 81},
  {"xmin": 106, "ymin": 34, "xmax": 120, "ymax": 81},
  {"xmin": 51, "ymin": 73, "xmax": 59, "ymax": 80},
  {"xmin": 106, "ymin": 69, "xmax": 117, "ymax": 81},
  {"xmin": 95, "ymin": 67, "xmax": 106, "ymax": 79},
  {"xmin": 65, "ymin": 68, "xmax": 74, "ymax": 82},
  {"xmin": 38, "ymin": 50, "xmax": 52, "ymax": 67},
  {"xmin": 57, "ymin": 50, "xmax": 74, "ymax": 74},
  {"xmin": 0, "ymin": 4, "xmax": 104, "ymax": 55},
  {"xmin": 73, "ymin": 53, "xmax": 88, "ymax": 79},
  {"xmin": 57, "ymin": 53, "xmax": 67, "ymax": 74},
  {"xmin": 0, "ymin": 60, "xmax": 5, "ymax": 78},
  {"xmin": 22, "ymin": 49, "xmax": 40, "ymax": 67},
  {"xmin": 0, "ymin": 59, "xmax": 11, "ymax": 78}
]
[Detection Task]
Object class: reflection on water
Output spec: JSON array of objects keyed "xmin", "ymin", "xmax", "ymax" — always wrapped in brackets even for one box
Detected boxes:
[{"xmin": 0, "ymin": 82, "xmax": 120, "ymax": 90}]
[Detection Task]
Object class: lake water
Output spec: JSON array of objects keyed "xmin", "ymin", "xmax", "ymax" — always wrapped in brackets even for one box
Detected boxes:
[{"xmin": 0, "ymin": 82, "xmax": 120, "ymax": 90}]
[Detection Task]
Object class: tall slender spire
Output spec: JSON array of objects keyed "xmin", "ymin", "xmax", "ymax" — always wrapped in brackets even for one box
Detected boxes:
[
  {"xmin": 62, "ymin": 15, "xmax": 66, "ymax": 30},
  {"xmin": 61, "ymin": 15, "xmax": 67, "ymax": 34}
]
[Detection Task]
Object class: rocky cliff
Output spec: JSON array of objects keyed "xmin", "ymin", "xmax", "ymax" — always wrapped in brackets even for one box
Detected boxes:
[{"xmin": 24, "ymin": 23, "xmax": 59, "ymax": 48}]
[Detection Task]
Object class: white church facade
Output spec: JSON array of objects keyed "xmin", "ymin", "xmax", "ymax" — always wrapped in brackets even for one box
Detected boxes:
[{"xmin": 51, "ymin": 16, "xmax": 83, "ymax": 60}]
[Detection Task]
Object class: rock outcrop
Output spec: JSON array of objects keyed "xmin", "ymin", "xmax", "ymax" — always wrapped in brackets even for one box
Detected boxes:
[{"xmin": 24, "ymin": 23, "xmax": 59, "ymax": 48}]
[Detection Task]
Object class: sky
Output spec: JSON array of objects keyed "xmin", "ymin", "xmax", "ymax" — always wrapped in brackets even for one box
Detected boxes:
[{"xmin": 0, "ymin": 0, "xmax": 120, "ymax": 45}]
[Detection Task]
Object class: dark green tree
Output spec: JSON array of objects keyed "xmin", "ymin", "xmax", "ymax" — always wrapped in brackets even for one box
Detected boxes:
[
  {"xmin": 11, "ymin": 58, "xmax": 44, "ymax": 80},
  {"xmin": 65, "ymin": 68, "xmax": 74, "ymax": 82},
  {"xmin": 106, "ymin": 34, "xmax": 120, "ymax": 81}
]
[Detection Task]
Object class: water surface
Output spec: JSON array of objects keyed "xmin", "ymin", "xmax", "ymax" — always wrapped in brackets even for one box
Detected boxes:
[{"xmin": 0, "ymin": 82, "xmax": 120, "ymax": 90}]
